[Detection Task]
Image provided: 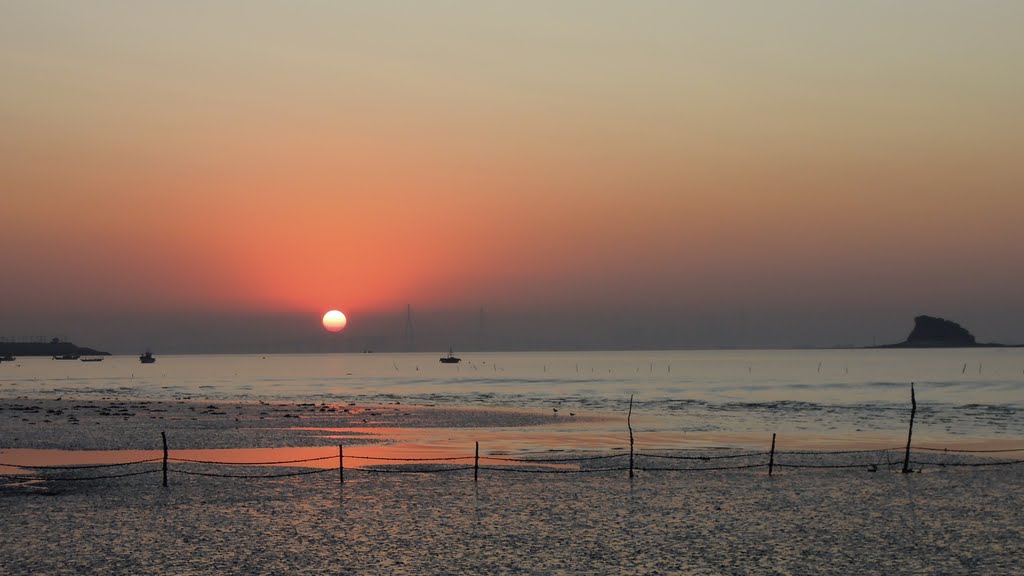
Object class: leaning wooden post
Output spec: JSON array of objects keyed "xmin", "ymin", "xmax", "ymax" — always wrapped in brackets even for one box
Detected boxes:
[
  {"xmin": 474, "ymin": 442, "xmax": 479, "ymax": 482},
  {"xmin": 628, "ymin": 394, "xmax": 635, "ymax": 479},
  {"xmin": 161, "ymin": 431, "xmax": 168, "ymax": 487},
  {"xmin": 339, "ymin": 444, "xmax": 344, "ymax": 485},
  {"xmin": 902, "ymin": 382, "xmax": 916, "ymax": 474},
  {"xmin": 768, "ymin": 433, "xmax": 776, "ymax": 477}
]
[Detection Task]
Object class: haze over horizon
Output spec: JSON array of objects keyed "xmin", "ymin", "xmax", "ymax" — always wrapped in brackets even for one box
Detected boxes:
[{"xmin": 3, "ymin": 2, "xmax": 1023, "ymax": 353}]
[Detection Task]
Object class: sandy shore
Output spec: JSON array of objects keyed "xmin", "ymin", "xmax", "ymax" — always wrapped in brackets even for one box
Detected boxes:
[{"xmin": 3, "ymin": 396, "xmax": 1023, "ymax": 574}]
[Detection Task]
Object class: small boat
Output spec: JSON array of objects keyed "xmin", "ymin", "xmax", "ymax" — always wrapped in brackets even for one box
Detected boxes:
[
  {"xmin": 53, "ymin": 354, "xmax": 81, "ymax": 360},
  {"xmin": 80, "ymin": 356, "xmax": 104, "ymax": 362},
  {"xmin": 0, "ymin": 354, "xmax": 15, "ymax": 362},
  {"xmin": 439, "ymin": 348, "xmax": 461, "ymax": 364},
  {"xmin": 139, "ymin": 351, "xmax": 156, "ymax": 364}
]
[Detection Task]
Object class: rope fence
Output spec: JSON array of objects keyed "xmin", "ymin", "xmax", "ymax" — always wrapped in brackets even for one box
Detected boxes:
[
  {"xmin": 3, "ymin": 439, "xmax": 1024, "ymax": 487},
  {"xmin": 2, "ymin": 383, "xmax": 1023, "ymax": 488}
]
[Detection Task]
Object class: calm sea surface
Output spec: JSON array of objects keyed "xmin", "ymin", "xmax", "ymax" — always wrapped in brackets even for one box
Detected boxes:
[{"xmin": 3, "ymin": 349, "xmax": 1023, "ymax": 447}]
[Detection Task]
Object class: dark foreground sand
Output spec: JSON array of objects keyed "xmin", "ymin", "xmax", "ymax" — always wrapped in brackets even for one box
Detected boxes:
[
  {"xmin": 2, "ymin": 398, "xmax": 1023, "ymax": 575},
  {"xmin": 3, "ymin": 465, "xmax": 1023, "ymax": 575}
]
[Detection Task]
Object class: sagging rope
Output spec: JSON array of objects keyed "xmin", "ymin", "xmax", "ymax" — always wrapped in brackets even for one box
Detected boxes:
[
  {"xmin": 169, "ymin": 463, "xmax": 333, "ymax": 477},
  {"xmin": 0, "ymin": 458, "xmax": 162, "ymax": 470},
  {"xmin": 353, "ymin": 466, "xmax": 475, "ymax": 474},
  {"xmin": 636, "ymin": 452, "xmax": 768, "ymax": 461},
  {"xmin": 639, "ymin": 463, "xmax": 768, "ymax": 472},
  {"xmin": 482, "ymin": 453, "xmax": 627, "ymax": 463},
  {"xmin": 169, "ymin": 455, "xmax": 337, "ymax": 465},
  {"xmin": 477, "ymin": 466, "xmax": 631, "ymax": 474},
  {"xmin": 914, "ymin": 447, "xmax": 1024, "ymax": 453},
  {"xmin": 909, "ymin": 458, "xmax": 1024, "ymax": 468},
  {"xmin": 776, "ymin": 448, "xmax": 902, "ymax": 455},
  {"xmin": 774, "ymin": 462, "xmax": 894, "ymax": 470},
  {"xmin": 343, "ymin": 455, "xmax": 472, "ymax": 462}
]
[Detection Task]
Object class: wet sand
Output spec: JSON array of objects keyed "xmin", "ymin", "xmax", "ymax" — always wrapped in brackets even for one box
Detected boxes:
[
  {"xmin": 3, "ymin": 461, "xmax": 1023, "ymax": 574},
  {"xmin": 0, "ymin": 397, "xmax": 573, "ymax": 450},
  {"xmin": 2, "ymin": 396, "xmax": 1023, "ymax": 574}
]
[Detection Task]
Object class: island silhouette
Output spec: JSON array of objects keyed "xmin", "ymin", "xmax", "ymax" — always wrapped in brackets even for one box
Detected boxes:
[
  {"xmin": 0, "ymin": 337, "xmax": 110, "ymax": 357},
  {"xmin": 879, "ymin": 315, "xmax": 1016, "ymax": 348}
]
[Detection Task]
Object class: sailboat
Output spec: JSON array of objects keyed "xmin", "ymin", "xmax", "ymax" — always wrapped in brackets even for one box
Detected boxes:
[{"xmin": 439, "ymin": 347, "xmax": 461, "ymax": 364}]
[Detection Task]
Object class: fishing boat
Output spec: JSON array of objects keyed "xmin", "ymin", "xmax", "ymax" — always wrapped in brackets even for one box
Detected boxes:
[
  {"xmin": 80, "ymin": 356, "xmax": 104, "ymax": 362},
  {"xmin": 53, "ymin": 354, "xmax": 81, "ymax": 360},
  {"xmin": 0, "ymin": 354, "xmax": 15, "ymax": 362},
  {"xmin": 139, "ymin": 351, "xmax": 156, "ymax": 364},
  {"xmin": 439, "ymin": 348, "xmax": 461, "ymax": 364}
]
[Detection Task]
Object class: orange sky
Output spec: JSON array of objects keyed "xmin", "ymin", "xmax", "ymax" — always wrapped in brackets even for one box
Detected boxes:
[{"xmin": 3, "ymin": 2, "xmax": 1023, "ymax": 350}]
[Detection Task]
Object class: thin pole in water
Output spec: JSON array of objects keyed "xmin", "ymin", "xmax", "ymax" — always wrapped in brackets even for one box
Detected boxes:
[
  {"xmin": 339, "ymin": 444, "xmax": 344, "ymax": 485},
  {"xmin": 769, "ymin": 433, "xmax": 776, "ymax": 476},
  {"xmin": 474, "ymin": 442, "xmax": 479, "ymax": 482},
  {"xmin": 161, "ymin": 431, "xmax": 168, "ymax": 487},
  {"xmin": 628, "ymin": 395, "xmax": 635, "ymax": 479},
  {"xmin": 902, "ymin": 383, "xmax": 916, "ymax": 474}
]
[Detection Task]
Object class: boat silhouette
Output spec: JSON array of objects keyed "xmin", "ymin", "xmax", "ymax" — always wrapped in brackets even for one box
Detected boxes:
[
  {"xmin": 440, "ymin": 348, "xmax": 461, "ymax": 364},
  {"xmin": 139, "ymin": 351, "xmax": 156, "ymax": 364}
]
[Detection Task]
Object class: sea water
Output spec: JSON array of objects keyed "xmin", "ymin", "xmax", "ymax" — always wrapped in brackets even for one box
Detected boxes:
[{"xmin": 2, "ymin": 349, "xmax": 1023, "ymax": 447}]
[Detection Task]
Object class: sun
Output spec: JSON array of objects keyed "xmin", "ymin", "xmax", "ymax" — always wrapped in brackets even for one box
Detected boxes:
[{"xmin": 322, "ymin": 309, "xmax": 347, "ymax": 332}]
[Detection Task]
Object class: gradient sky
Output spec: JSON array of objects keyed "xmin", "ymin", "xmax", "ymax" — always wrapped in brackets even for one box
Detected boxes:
[{"xmin": 3, "ymin": 1, "xmax": 1023, "ymax": 352}]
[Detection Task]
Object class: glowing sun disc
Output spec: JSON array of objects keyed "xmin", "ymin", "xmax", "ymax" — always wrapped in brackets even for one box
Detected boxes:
[{"xmin": 322, "ymin": 310, "xmax": 347, "ymax": 332}]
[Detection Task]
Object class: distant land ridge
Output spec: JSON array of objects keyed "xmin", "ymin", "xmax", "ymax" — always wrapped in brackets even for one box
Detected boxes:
[
  {"xmin": 0, "ymin": 338, "xmax": 110, "ymax": 357},
  {"xmin": 907, "ymin": 315, "xmax": 976, "ymax": 346},
  {"xmin": 880, "ymin": 315, "xmax": 1011, "ymax": 348}
]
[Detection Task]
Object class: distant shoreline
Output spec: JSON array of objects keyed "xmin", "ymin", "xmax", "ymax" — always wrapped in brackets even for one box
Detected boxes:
[
  {"xmin": 873, "ymin": 343, "xmax": 1022, "ymax": 349},
  {"xmin": 4, "ymin": 345, "xmax": 1021, "ymax": 357},
  {"xmin": 0, "ymin": 340, "xmax": 110, "ymax": 357},
  {"xmin": 868, "ymin": 315, "xmax": 1020, "ymax": 349}
]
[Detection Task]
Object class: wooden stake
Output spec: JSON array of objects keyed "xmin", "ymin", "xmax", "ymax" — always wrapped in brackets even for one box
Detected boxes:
[
  {"xmin": 902, "ymin": 383, "xmax": 916, "ymax": 473},
  {"xmin": 474, "ymin": 441, "xmax": 479, "ymax": 482},
  {"xmin": 161, "ymin": 431, "xmax": 168, "ymax": 487},
  {"xmin": 628, "ymin": 394, "xmax": 635, "ymax": 479},
  {"xmin": 769, "ymin": 433, "xmax": 776, "ymax": 477},
  {"xmin": 339, "ymin": 444, "xmax": 344, "ymax": 485}
]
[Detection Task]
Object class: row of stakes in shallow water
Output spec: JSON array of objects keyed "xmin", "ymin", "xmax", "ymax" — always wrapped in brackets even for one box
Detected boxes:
[
  {"xmin": 7, "ymin": 383, "xmax": 1024, "ymax": 488},
  {"xmin": 427, "ymin": 361, "xmax": 1011, "ymax": 375}
]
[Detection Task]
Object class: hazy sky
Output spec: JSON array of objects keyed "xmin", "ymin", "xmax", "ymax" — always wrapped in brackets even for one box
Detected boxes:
[{"xmin": 3, "ymin": 1, "xmax": 1023, "ymax": 352}]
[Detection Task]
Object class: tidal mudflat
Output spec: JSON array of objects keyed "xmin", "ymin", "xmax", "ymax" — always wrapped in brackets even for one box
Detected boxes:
[{"xmin": 2, "ymin": 396, "xmax": 1023, "ymax": 574}]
